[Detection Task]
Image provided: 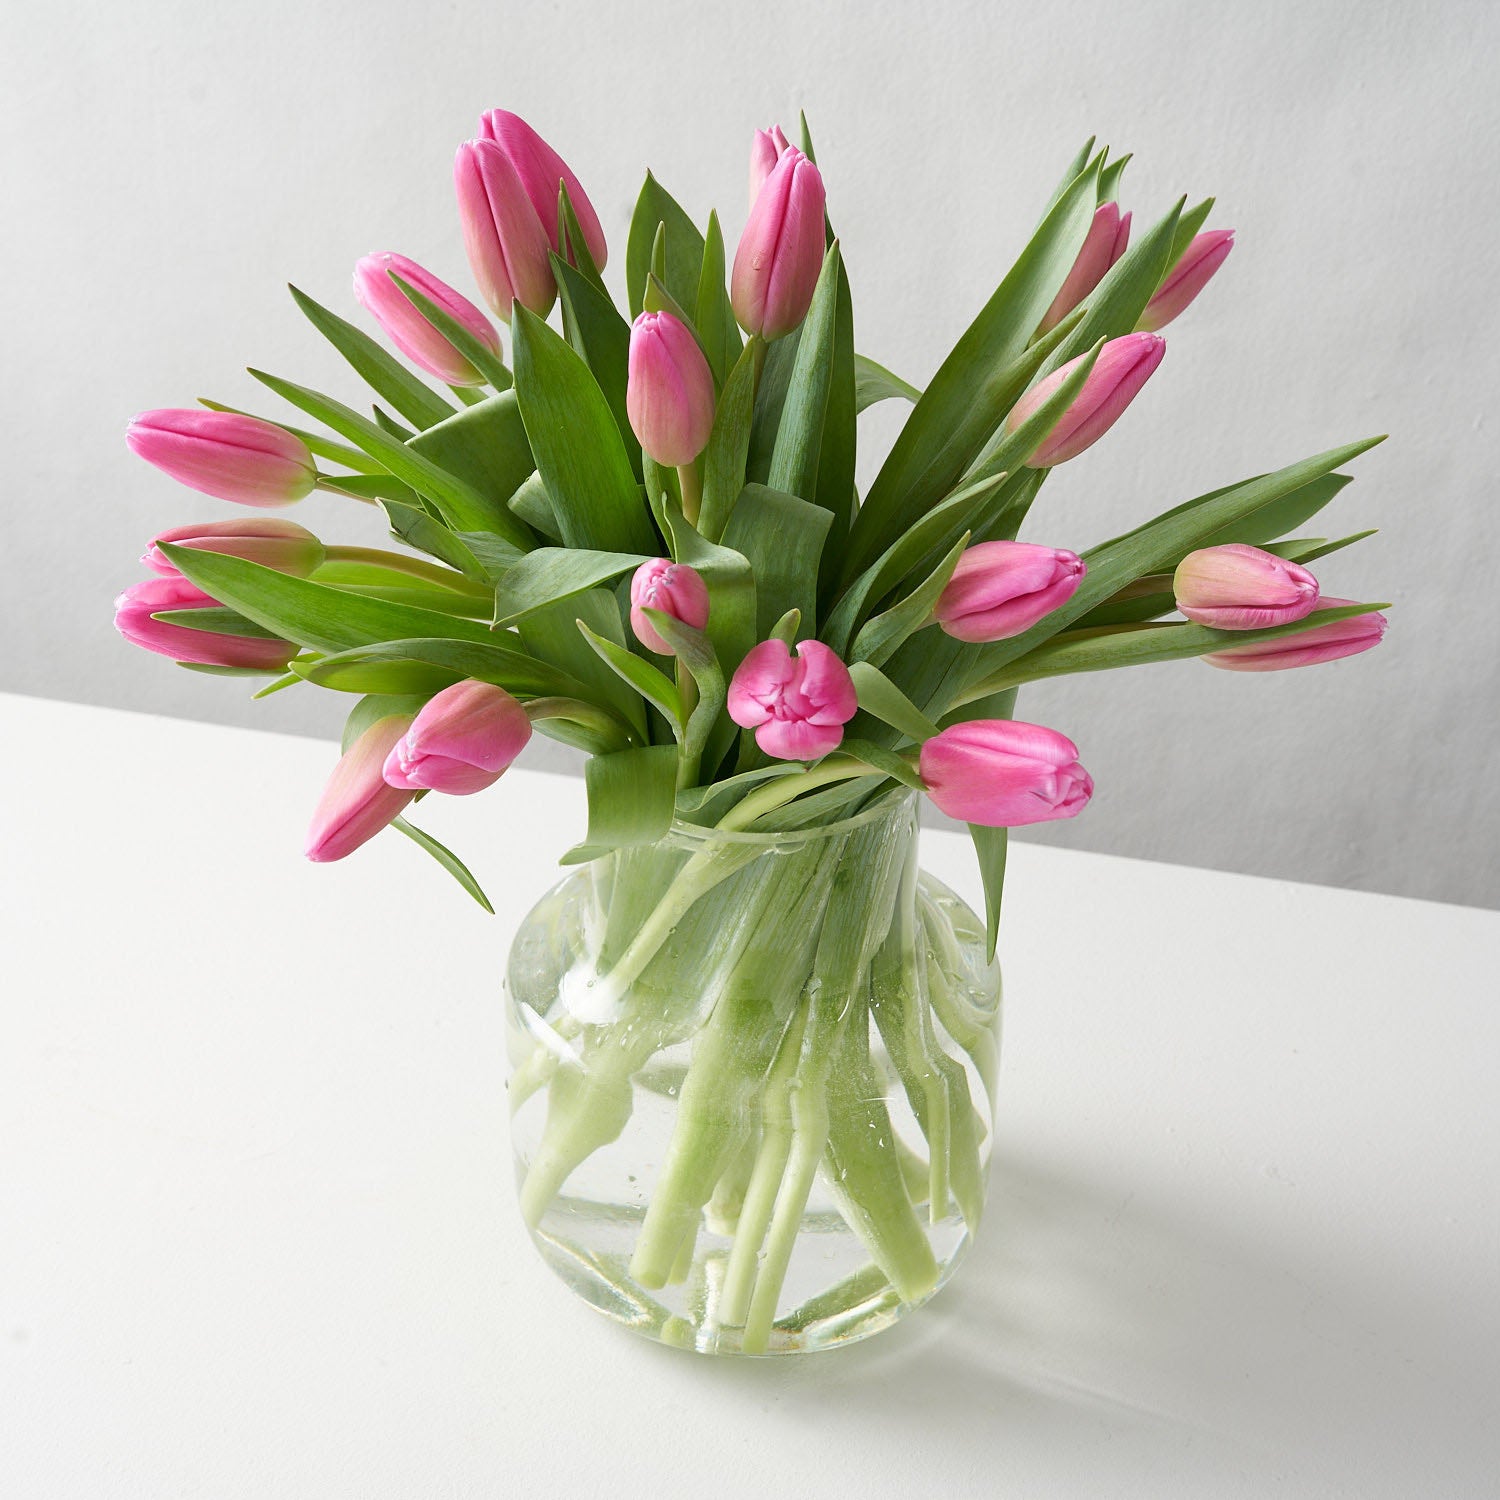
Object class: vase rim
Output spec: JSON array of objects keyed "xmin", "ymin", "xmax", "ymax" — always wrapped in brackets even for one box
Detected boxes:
[{"xmin": 666, "ymin": 786, "xmax": 917, "ymax": 848}]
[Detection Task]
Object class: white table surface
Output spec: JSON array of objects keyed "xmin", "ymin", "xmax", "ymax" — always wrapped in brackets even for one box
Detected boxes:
[{"xmin": 2, "ymin": 690, "xmax": 1496, "ymax": 1499}]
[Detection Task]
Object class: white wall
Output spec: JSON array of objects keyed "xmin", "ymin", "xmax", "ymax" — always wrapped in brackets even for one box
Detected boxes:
[{"xmin": 4, "ymin": 0, "xmax": 1496, "ymax": 907}]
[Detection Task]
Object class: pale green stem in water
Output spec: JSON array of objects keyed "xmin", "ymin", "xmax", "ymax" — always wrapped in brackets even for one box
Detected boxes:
[{"xmin": 717, "ymin": 1005, "xmax": 808, "ymax": 1328}]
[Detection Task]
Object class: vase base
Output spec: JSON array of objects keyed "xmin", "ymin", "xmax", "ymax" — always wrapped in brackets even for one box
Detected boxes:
[{"xmin": 523, "ymin": 1194, "xmax": 974, "ymax": 1356}]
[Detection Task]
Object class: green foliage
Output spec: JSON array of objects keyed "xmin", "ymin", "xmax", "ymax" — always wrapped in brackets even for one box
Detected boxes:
[{"xmin": 510, "ymin": 308, "xmax": 657, "ymax": 553}]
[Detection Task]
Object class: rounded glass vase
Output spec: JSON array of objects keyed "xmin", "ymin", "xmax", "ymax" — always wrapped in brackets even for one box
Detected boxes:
[{"xmin": 504, "ymin": 790, "xmax": 1001, "ymax": 1356}]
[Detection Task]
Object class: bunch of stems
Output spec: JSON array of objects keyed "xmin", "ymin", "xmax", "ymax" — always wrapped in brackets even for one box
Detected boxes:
[{"xmin": 513, "ymin": 793, "xmax": 997, "ymax": 1351}]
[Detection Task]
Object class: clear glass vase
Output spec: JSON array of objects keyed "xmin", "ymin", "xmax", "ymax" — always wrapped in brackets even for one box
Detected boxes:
[{"xmin": 504, "ymin": 790, "xmax": 1002, "ymax": 1356}]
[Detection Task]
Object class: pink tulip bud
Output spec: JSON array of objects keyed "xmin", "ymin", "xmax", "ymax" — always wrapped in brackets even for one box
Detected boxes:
[
  {"xmin": 1037, "ymin": 202, "xmax": 1132, "ymax": 335},
  {"xmin": 1203, "ymin": 598, "xmax": 1388, "ymax": 672},
  {"xmin": 629, "ymin": 559, "xmax": 711, "ymax": 654},
  {"xmin": 934, "ymin": 541, "xmax": 1087, "ymax": 643},
  {"xmin": 727, "ymin": 638, "xmax": 857, "ymax": 761},
  {"xmin": 1174, "ymin": 543, "xmax": 1320, "ymax": 630},
  {"xmin": 730, "ymin": 147, "xmax": 827, "ymax": 341},
  {"xmin": 126, "ymin": 410, "xmax": 317, "ymax": 507},
  {"xmin": 1006, "ymin": 332, "xmax": 1165, "ymax": 467},
  {"xmin": 748, "ymin": 124, "xmax": 791, "ymax": 205},
  {"xmin": 919, "ymin": 720, "xmax": 1093, "ymax": 828},
  {"xmin": 113, "ymin": 575, "xmax": 298, "ymax": 671},
  {"xmin": 1138, "ymin": 230, "xmax": 1235, "ymax": 332},
  {"xmin": 477, "ymin": 109, "xmax": 608, "ymax": 269},
  {"xmin": 454, "ymin": 139, "xmax": 556, "ymax": 321},
  {"xmin": 625, "ymin": 312, "xmax": 717, "ymax": 467},
  {"xmin": 305, "ymin": 716, "xmax": 417, "ymax": 863},
  {"xmin": 381, "ymin": 680, "xmax": 532, "ymax": 796},
  {"xmin": 143, "ymin": 518, "xmax": 325, "ymax": 578},
  {"xmin": 353, "ymin": 252, "xmax": 501, "ymax": 386}
]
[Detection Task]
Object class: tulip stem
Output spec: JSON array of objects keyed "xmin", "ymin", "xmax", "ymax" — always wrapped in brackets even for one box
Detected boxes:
[
  {"xmin": 313, "ymin": 478, "xmax": 378, "ymax": 505},
  {"xmin": 715, "ymin": 757, "xmax": 881, "ymax": 832},
  {"xmin": 320, "ymin": 545, "xmax": 492, "ymax": 595},
  {"xmin": 677, "ymin": 463, "xmax": 703, "ymax": 527}
]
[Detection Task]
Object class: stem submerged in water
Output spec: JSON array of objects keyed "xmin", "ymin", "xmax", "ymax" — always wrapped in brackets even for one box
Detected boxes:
[{"xmin": 510, "ymin": 793, "xmax": 1001, "ymax": 1349}]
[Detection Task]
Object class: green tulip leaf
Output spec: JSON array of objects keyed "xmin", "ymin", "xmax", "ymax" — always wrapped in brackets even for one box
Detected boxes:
[
  {"xmin": 494, "ymin": 548, "xmax": 654, "ymax": 626},
  {"xmin": 578, "ymin": 621, "xmax": 684, "ymax": 727},
  {"xmin": 157, "ymin": 545, "xmax": 501, "ymax": 655},
  {"xmin": 696, "ymin": 339, "xmax": 760, "ymax": 543},
  {"xmin": 962, "ymin": 600, "xmax": 1389, "ymax": 699},
  {"xmin": 391, "ymin": 816, "xmax": 494, "ymax": 913},
  {"xmin": 553, "ymin": 256, "xmax": 639, "ymax": 476},
  {"xmin": 561, "ymin": 743, "xmax": 681, "ymax": 864},
  {"xmin": 288, "ymin": 284, "xmax": 454, "ymax": 431},
  {"xmin": 248, "ymin": 369, "xmax": 527, "ymax": 542},
  {"xmin": 847, "ymin": 662, "xmax": 941, "ymax": 745},
  {"xmin": 695, "ymin": 209, "xmax": 743, "ymax": 387},
  {"xmin": 845, "ymin": 152, "xmax": 1101, "ymax": 575},
  {"xmin": 852, "ymin": 354, "xmax": 921, "ymax": 413},
  {"xmin": 721, "ymin": 484, "xmax": 833, "ymax": 639},
  {"xmin": 509, "ymin": 307, "xmax": 657, "ymax": 554},
  {"xmin": 625, "ymin": 173, "xmax": 706, "ymax": 320}
]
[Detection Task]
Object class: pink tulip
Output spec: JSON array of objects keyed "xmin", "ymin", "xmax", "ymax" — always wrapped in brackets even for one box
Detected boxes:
[
  {"xmin": 1006, "ymin": 332, "xmax": 1165, "ymax": 467},
  {"xmin": 629, "ymin": 559, "xmax": 711, "ymax": 654},
  {"xmin": 454, "ymin": 139, "xmax": 557, "ymax": 321},
  {"xmin": 1203, "ymin": 598, "xmax": 1388, "ymax": 672},
  {"xmin": 727, "ymin": 638, "xmax": 857, "ymax": 761},
  {"xmin": 305, "ymin": 716, "xmax": 417, "ymax": 862},
  {"xmin": 113, "ymin": 576, "xmax": 298, "ymax": 671},
  {"xmin": 353, "ymin": 252, "xmax": 501, "ymax": 386},
  {"xmin": 126, "ymin": 410, "xmax": 317, "ymax": 507},
  {"xmin": 144, "ymin": 518, "xmax": 324, "ymax": 578},
  {"xmin": 1037, "ymin": 201, "xmax": 1133, "ymax": 335},
  {"xmin": 1174, "ymin": 543, "xmax": 1320, "ymax": 630},
  {"xmin": 1138, "ymin": 229, "xmax": 1235, "ymax": 332},
  {"xmin": 919, "ymin": 720, "xmax": 1093, "ymax": 827},
  {"xmin": 381, "ymin": 680, "xmax": 532, "ymax": 795},
  {"xmin": 626, "ymin": 312, "xmax": 717, "ymax": 467},
  {"xmin": 477, "ymin": 109, "xmax": 608, "ymax": 269},
  {"xmin": 730, "ymin": 147, "xmax": 827, "ymax": 341},
  {"xmin": 748, "ymin": 124, "xmax": 791, "ymax": 205},
  {"xmin": 934, "ymin": 541, "xmax": 1087, "ymax": 643}
]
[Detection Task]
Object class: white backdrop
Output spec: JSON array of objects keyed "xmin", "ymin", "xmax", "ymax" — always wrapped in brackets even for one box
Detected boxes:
[{"xmin": 4, "ymin": 0, "xmax": 1496, "ymax": 906}]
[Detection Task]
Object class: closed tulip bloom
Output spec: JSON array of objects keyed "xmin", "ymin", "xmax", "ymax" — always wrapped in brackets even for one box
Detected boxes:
[
  {"xmin": 935, "ymin": 541, "xmax": 1087, "ymax": 643},
  {"xmin": 1037, "ymin": 201, "xmax": 1132, "ymax": 335},
  {"xmin": 1006, "ymin": 332, "xmax": 1165, "ymax": 467},
  {"xmin": 731, "ymin": 147, "xmax": 827, "ymax": 340},
  {"xmin": 748, "ymin": 124, "xmax": 791, "ymax": 205},
  {"xmin": 727, "ymin": 638, "xmax": 857, "ymax": 761},
  {"xmin": 305, "ymin": 716, "xmax": 417, "ymax": 862},
  {"xmin": 919, "ymin": 720, "xmax": 1093, "ymax": 827},
  {"xmin": 1138, "ymin": 229, "xmax": 1235, "ymax": 332},
  {"xmin": 114, "ymin": 575, "xmax": 298, "ymax": 671},
  {"xmin": 127, "ymin": 410, "xmax": 317, "ymax": 507},
  {"xmin": 1203, "ymin": 598, "xmax": 1388, "ymax": 672},
  {"xmin": 144, "ymin": 518, "xmax": 324, "ymax": 578},
  {"xmin": 477, "ymin": 109, "xmax": 608, "ymax": 268},
  {"xmin": 1174, "ymin": 543, "xmax": 1319, "ymax": 630},
  {"xmin": 626, "ymin": 312, "xmax": 717, "ymax": 467},
  {"xmin": 454, "ymin": 139, "xmax": 557, "ymax": 321},
  {"xmin": 382, "ymin": 680, "xmax": 532, "ymax": 795},
  {"xmin": 353, "ymin": 252, "xmax": 501, "ymax": 385},
  {"xmin": 629, "ymin": 559, "xmax": 711, "ymax": 654}
]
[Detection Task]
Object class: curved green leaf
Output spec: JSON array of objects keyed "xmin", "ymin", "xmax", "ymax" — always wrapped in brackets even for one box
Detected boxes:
[{"xmin": 510, "ymin": 308, "xmax": 656, "ymax": 554}]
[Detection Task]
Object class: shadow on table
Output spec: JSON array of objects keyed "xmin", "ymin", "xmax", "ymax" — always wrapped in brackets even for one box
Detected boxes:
[{"xmin": 634, "ymin": 1145, "xmax": 1485, "ymax": 1473}]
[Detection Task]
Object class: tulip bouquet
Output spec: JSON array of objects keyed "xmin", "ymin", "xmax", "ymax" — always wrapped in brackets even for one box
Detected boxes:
[{"xmin": 119, "ymin": 109, "xmax": 1388, "ymax": 1353}]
